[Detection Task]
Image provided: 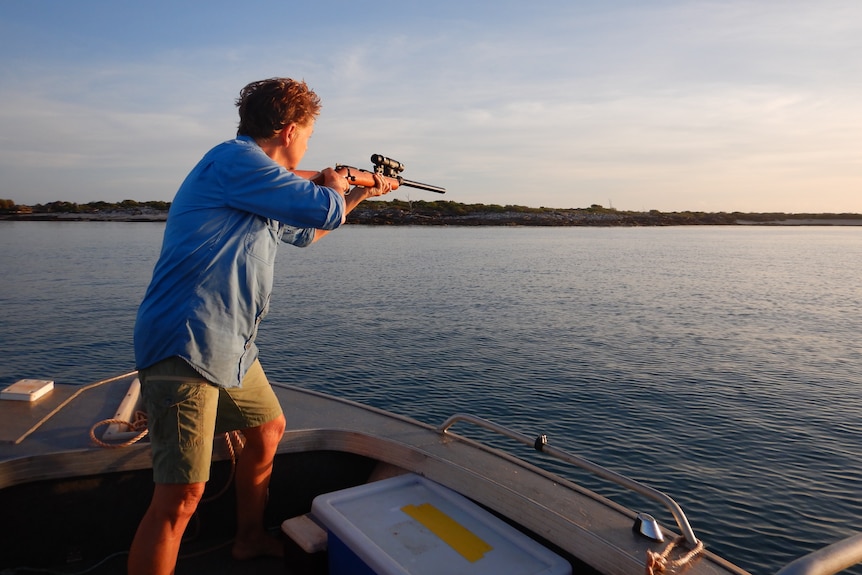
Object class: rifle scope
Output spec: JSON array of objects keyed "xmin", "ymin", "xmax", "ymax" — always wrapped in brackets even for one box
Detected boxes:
[
  {"xmin": 371, "ymin": 154, "xmax": 405, "ymax": 176},
  {"xmin": 370, "ymin": 153, "xmax": 446, "ymax": 194}
]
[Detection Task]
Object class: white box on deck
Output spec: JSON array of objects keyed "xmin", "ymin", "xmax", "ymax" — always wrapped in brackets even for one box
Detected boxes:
[
  {"xmin": 0, "ymin": 379, "xmax": 54, "ymax": 402},
  {"xmin": 311, "ymin": 473, "xmax": 571, "ymax": 575}
]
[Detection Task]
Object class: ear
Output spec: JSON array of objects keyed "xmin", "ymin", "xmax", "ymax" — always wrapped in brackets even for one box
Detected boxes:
[{"xmin": 281, "ymin": 123, "xmax": 297, "ymax": 145}]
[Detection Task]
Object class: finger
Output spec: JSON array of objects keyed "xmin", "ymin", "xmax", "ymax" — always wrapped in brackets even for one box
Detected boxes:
[{"xmin": 376, "ymin": 174, "xmax": 391, "ymax": 195}]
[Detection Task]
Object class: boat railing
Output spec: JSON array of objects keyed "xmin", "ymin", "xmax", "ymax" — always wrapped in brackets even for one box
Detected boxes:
[
  {"xmin": 774, "ymin": 533, "xmax": 862, "ymax": 575},
  {"xmin": 437, "ymin": 413, "xmax": 699, "ymax": 547},
  {"xmin": 438, "ymin": 414, "xmax": 862, "ymax": 575}
]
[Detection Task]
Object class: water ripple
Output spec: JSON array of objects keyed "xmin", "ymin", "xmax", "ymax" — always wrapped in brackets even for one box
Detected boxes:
[{"xmin": 2, "ymin": 224, "xmax": 861, "ymax": 575}]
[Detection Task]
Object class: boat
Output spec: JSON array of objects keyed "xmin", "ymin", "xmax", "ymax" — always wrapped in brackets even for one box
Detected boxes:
[{"xmin": 1, "ymin": 372, "xmax": 860, "ymax": 575}]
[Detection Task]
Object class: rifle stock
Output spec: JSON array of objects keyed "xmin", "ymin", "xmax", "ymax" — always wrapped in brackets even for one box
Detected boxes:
[{"xmin": 292, "ymin": 154, "xmax": 446, "ymax": 194}]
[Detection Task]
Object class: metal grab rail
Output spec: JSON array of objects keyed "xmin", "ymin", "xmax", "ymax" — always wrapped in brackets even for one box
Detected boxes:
[
  {"xmin": 437, "ymin": 413, "xmax": 699, "ymax": 547},
  {"xmin": 775, "ymin": 533, "xmax": 862, "ymax": 575}
]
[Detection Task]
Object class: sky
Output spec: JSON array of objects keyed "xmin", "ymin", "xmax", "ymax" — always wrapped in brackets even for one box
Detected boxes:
[{"xmin": 1, "ymin": 1, "xmax": 861, "ymax": 213}]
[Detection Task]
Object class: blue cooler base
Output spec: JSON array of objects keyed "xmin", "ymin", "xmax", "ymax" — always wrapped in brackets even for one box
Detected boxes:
[{"xmin": 328, "ymin": 532, "xmax": 377, "ymax": 575}]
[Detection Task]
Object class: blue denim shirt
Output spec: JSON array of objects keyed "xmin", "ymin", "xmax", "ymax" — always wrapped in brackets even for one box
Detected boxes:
[{"xmin": 134, "ymin": 136, "xmax": 345, "ymax": 387}]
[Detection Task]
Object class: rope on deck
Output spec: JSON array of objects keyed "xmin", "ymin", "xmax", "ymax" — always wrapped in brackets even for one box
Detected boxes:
[
  {"xmin": 646, "ymin": 536, "xmax": 704, "ymax": 575},
  {"xmin": 89, "ymin": 411, "xmax": 149, "ymax": 447}
]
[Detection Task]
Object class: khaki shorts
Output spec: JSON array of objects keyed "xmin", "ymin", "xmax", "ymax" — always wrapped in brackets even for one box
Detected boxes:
[{"xmin": 139, "ymin": 357, "xmax": 283, "ymax": 484}]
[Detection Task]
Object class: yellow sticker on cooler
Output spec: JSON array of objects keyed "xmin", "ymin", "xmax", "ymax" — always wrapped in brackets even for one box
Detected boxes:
[{"xmin": 401, "ymin": 503, "xmax": 493, "ymax": 562}]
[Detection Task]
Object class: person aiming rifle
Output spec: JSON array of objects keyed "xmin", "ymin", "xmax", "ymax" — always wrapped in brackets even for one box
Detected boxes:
[{"xmin": 129, "ymin": 77, "xmax": 422, "ymax": 574}]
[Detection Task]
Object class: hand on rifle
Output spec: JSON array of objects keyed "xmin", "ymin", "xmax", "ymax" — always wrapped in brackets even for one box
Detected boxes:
[
  {"xmin": 360, "ymin": 173, "xmax": 392, "ymax": 198},
  {"xmin": 315, "ymin": 167, "xmax": 350, "ymax": 194},
  {"xmin": 313, "ymin": 168, "xmax": 391, "ymax": 198}
]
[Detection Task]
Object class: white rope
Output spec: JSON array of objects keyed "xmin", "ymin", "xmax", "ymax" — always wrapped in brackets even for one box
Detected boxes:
[{"xmin": 646, "ymin": 536, "xmax": 704, "ymax": 575}]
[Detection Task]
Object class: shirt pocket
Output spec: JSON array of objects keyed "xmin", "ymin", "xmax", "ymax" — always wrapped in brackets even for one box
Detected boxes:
[{"xmin": 244, "ymin": 217, "xmax": 280, "ymax": 264}]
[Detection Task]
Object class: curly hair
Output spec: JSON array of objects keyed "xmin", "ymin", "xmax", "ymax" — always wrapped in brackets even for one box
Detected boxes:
[{"xmin": 235, "ymin": 78, "xmax": 322, "ymax": 139}]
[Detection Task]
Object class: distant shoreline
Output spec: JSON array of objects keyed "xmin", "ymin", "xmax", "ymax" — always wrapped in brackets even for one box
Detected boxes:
[
  {"xmin": 0, "ymin": 211, "xmax": 169, "ymax": 222},
  {"xmin": 734, "ymin": 218, "xmax": 862, "ymax": 226},
  {"xmin": 3, "ymin": 205, "xmax": 862, "ymax": 226}
]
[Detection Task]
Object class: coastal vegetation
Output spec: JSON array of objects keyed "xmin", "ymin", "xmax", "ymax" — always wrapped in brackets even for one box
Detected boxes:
[
  {"xmin": 0, "ymin": 199, "xmax": 171, "ymax": 214},
  {"xmin": 1, "ymin": 198, "xmax": 861, "ymax": 226}
]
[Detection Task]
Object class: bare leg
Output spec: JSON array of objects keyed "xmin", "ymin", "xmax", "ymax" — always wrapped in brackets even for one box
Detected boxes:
[
  {"xmin": 232, "ymin": 414, "xmax": 287, "ymax": 560},
  {"xmin": 128, "ymin": 482, "xmax": 205, "ymax": 575}
]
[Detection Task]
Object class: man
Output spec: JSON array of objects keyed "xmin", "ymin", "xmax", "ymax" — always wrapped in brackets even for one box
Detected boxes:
[{"xmin": 129, "ymin": 78, "xmax": 390, "ymax": 574}]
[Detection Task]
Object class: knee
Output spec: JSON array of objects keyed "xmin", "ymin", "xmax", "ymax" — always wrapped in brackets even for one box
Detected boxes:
[
  {"xmin": 244, "ymin": 414, "xmax": 286, "ymax": 450},
  {"xmin": 152, "ymin": 483, "xmax": 206, "ymax": 521},
  {"xmin": 259, "ymin": 414, "xmax": 286, "ymax": 446},
  {"xmin": 266, "ymin": 414, "xmax": 286, "ymax": 437},
  {"xmin": 173, "ymin": 484, "xmax": 205, "ymax": 521},
  {"xmin": 179, "ymin": 482, "xmax": 206, "ymax": 506}
]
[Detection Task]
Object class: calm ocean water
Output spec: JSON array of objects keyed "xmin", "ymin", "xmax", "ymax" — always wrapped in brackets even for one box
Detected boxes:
[{"xmin": 1, "ymin": 221, "xmax": 860, "ymax": 574}]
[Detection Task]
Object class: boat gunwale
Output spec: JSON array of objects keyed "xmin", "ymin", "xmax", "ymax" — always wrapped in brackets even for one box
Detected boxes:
[{"xmin": 0, "ymin": 375, "xmax": 750, "ymax": 575}]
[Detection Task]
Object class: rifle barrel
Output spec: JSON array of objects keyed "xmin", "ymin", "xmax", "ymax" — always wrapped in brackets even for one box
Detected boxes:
[{"xmin": 401, "ymin": 178, "xmax": 446, "ymax": 194}]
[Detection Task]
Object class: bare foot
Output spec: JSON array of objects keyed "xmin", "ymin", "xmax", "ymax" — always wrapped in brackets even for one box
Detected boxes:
[{"xmin": 232, "ymin": 532, "xmax": 284, "ymax": 560}]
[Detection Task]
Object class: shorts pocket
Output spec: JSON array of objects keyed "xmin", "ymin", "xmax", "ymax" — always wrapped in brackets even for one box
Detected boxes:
[{"xmin": 146, "ymin": 380, "xmax": 214, "ymax": 450}]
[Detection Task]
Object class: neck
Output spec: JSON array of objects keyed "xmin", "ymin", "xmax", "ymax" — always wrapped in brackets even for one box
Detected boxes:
[
  {"xmin": 255, "ymin": 135, "xmax": 279, "ymax": 158},
  {"xmin": 255, "ymin": 135, "xmax": 291, "ymax": 168}
]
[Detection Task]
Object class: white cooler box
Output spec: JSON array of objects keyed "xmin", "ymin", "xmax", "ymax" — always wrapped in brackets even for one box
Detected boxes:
[{"xmin": 311, "ymin": 473, "xmax": 571, "ymax": 575}]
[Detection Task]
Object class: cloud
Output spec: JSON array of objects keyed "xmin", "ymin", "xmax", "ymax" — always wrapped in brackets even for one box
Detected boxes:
[{"xmin": 1, "ymin": 1, "xmax": 861, "ymax": 211}]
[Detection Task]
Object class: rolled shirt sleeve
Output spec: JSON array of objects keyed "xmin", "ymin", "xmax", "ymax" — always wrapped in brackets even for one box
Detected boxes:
[{"xmin": 280, "ymin": 225, "xmax": 316, "ymax": 247}]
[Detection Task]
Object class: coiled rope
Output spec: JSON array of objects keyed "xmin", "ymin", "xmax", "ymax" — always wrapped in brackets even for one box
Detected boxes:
[
  {"xmin": 89, "ymin": 411, "xmax": 149, "ymax": 448},
  {"xmin": 645, "ymin": 536, "xmax": 704, "ymax": 575}
]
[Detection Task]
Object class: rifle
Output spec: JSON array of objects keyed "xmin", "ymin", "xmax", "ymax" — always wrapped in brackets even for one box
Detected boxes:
[{"xmin": 294, "ymin": 154, "xmax": 446, "ymax": 194}]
